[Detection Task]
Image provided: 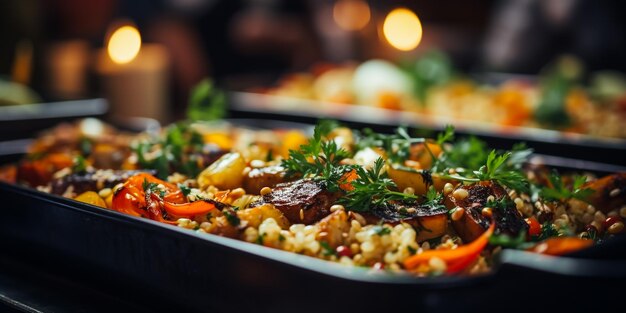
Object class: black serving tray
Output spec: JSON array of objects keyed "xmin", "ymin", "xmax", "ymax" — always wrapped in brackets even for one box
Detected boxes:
[
  {"xmin": 0, "ymin": 98, "xmax": 108, "ymax": 141},
  {"xmin": 1, "ymin": 118, "xmax": 626, "ymax": 312},
  {"xmin": 1, "ymin": 181, "xmax": 626, "ymax": 313}
]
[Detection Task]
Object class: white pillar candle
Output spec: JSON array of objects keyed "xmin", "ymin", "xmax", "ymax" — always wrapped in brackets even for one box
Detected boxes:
[{"xmin": 95, "ymin": 25, "xmax": 170, "ymax": 122}]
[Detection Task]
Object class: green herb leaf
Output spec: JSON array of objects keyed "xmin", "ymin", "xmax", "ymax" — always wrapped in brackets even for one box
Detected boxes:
[
  {"xmin": 373, "ymin": 225, "xmax": 392, "ymax": 236},
  {"xmin": 223, "ymin": 210, "xmax": 240, "ymax": 226},
  {"xmin": 540, "ymin": 170, "xmax": 594, "ymax": 202},
  {"xmin": 532, "ymin": 222, "xmax": 561, "ymax": 241},
  {"xmin": 436, "ymin": 125, "xmax": 455, "ymax": 145},
  {"xmin": 179, "ymin": 184, "xmax": 192, "ymax": 197},
  {"xmin": 71, "ymin": 155, "xmax": 87, "ymax": 173},
  {"xmin": 474, "ymin": 150, "xmax": 530, "ymax": 193},
  {"xmin": 422, "ymin": 186, "xmax": 446, "ymax": 211},
  {"xmin": 187, "ymin": 79, "xmax": 226, "ymax": 121},
  {"xmin": 320, "ymin": 241, "xmax": 337, "ymax": 256},
  {"xmin": 489, "ymin": 231, "xmax": 528, "ymax": 248},
  {"xmin": 340, "ymin": 158, "xmax": 419, "ymax": 212},
  {"xmin": 282, "ymin": 121, "xmax": 353, "ymax": 191}
]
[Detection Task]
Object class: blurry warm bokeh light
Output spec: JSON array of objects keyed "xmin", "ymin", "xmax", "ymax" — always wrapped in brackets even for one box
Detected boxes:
[
  {"xmin": 333, "ymin": 0, "xmax": 371, "ymax": 31},
  {"xmin": 107, "ymin": 25, "xmax": 142, "ymax": 64},
  {"xmin": 383, "ymin": 8, "xmax": 423, "ymax": 51}
]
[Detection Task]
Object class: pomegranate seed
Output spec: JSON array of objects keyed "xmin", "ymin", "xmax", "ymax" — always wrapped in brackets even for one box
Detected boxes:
[
  {"xmin": 604, "ymin": 216, "xmax": 623, "ymax": 229},
  {"xmin": 335, "ymin": 245, "xmax": 352, "ymax": 258}
]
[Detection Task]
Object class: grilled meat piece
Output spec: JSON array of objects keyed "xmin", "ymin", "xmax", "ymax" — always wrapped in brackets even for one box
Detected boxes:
[
  {"xmin": 250, "ymin": 179, "xmax": 340, "ymax": 224},
  {"xmin": 243, "ymin": 165, "xmax": 290, "ymax": 194},
  {"xmin": 448, "ymin": 182, "xmax": 528, "ymax": 242},
  {"xmin": 51, "ymin": 169, "xmax": 156, "ymax": 195},
  {"xmin": 363, "ymin": 202, "xmax": 448, "ymax": 242}
]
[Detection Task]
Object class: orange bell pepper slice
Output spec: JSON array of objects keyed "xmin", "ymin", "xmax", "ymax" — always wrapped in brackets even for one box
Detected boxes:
[
  {"xmin": 339, "ymin": 169, "xmax": 358, "ymax": 191},
  {"xmin": 527, "ymin": 237, "xmax": 593, "ymax": 256},
  {"xmin": 404, "ymin": 223, "xmax": 495, "ymax": 273},
  {"xmin": 162, "ymin": 200, "xmax": 219, "ymax": 217},
  {"xmin": 111, "ymin": 185, "xmax": 146, "ymax": 217}
]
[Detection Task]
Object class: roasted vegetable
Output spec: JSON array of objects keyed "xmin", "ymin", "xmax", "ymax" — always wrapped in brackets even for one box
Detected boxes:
[
  {"xmin": 404, "ymin": 222, "xmax": 494, "ymax": 273},
  {"xmin": 582, "ymin": 173, "xmax": 626, "ymax": 213},
  {"xmin": 74, "ymin": 191, "xmax": 107, "ymax": 208},
  {"xmin": 447, "ymin": 182, "xmax": 528, "ymax": 242},
  {"xmin": 198, "ymin": 152, "xmax": 247, "ymax": 190},
  {"xmin": 243, "ymin": 165, "xmax": 289, "ymax": 194}
]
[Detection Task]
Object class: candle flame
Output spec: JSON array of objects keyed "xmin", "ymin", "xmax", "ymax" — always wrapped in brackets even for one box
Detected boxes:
[
  {"xmin": 107, "ymin": 25, "xmax": 141, "ymax": 64},
  {"xmin": 383, "ymin": 8, "xmax": 423, "ymax": 51}
]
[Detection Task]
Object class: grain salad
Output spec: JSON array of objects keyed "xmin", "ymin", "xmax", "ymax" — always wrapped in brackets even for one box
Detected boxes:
[{"xmin": 3, "ymin": 118, "xmax": 625, "ymax": 276}]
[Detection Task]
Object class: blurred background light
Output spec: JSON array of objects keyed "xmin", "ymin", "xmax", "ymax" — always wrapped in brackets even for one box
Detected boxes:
[
  {"xmin": 383, "ymin": 8, "xmax": 423, "ymax": 51},
  {"xmin": 333, "ymin": 0, "xmax": 371, "ymax": 31},
  {"xmin": 107, "ymin": 25, "xmax": 141, "ymax": 64}
]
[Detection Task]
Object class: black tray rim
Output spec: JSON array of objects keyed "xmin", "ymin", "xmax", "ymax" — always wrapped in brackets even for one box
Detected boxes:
[{"xmin": 3, "ymin": 180, "xmax": 626, "ymax": 286}]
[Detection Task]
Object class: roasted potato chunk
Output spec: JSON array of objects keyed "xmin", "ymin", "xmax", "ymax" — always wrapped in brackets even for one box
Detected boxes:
[{"xmin": 198, "ymin": 152, "xmax": 246, "ymax": 190}]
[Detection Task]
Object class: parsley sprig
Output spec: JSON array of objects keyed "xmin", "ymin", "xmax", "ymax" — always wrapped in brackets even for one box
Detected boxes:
[
  {"xmin": 340, "ymin": 158, "xmax": 420, "ymax": 212},
  {"xmin": 475, "ymin": 150, "xmax": 530, "ymax": 192},
  {"xmin": 539, "ymin": 170, "xmax": 593, "ymax": 202},
  {"xmin": 355, "ymin": 127, "xmax": 430, "ymax": 164},
  {"xmin": 438, "ymin": 150, "xmax": 530, "ymax": 193},
  {"xmin": 134, "ymin": 123, "xmax": 205, "ymax": 179},
  {"xmin": 282, "ymin": 121, "xmax": 352, "ymax": 191}
]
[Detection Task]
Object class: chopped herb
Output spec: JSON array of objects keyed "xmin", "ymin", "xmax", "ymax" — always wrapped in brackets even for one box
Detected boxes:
[
  {"xmin": 539, "ymin": 170, "xmax": 594, "ymax": 202},
  {"xmin": 142, "ymin": 178, "xmax": 157, "ymax": 193},
  {"xmin": 489, "ymin": 231, "xmax": 528, "ymax": 249},
  {"xmin": 532, "ymin": 222, "xmax": 561, "ymax": 241},
  {"xmin": 223, "ymin": 210, "xmax": 240, "ymax": 226},
  {"xmin": 142, "ymin": 178, "xmax": 165, "ymax": 198},
  {"xmin": 320, "ymin": 241, "xmax": 336, "ymax": 256},
  {"xmin": 373, "ymin": 225, "xmax": 392, "ymax": 236},
  {"xmin": 71, "ymin": 155, "xmax": 87, "ymax": 173},
  {"xmin": 340, "ymin": 158, "xmax": 418, "ymax": 212},
  {"xmin": 179, "ymin": 184, "xmax": 192, "ymax": 197},
  {"xmin": 422, "ymin": 186, "xmax": 446, "ymax": 211},
  {"xmin": 256, "ymin": 233, "xmax": 265, "ymax": 245},
  {"xmin": 485, "ymin": 197, "xmax": 514, "ymax": 212},
  {"xmin": 407, "ymin": 246, "xmax": 417, "ymax": 255},
  {"xmin": 278, "ymin": 233, "xmax": 286, "ymax": 242}
]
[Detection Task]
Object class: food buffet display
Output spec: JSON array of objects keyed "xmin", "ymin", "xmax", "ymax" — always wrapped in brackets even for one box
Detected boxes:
[
  {"xmin": 256, "ymin": 53, "xmax": 626, "ymax": 140},
  {"xmin": 2, "ymin": 117, "xmax": 624, "ymax": 276}
]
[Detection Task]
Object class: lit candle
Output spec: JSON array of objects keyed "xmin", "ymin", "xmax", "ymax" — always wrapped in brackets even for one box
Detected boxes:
[
  {"xmin": 95, "ymin": 23, "xmax": 169, "ymax": 122},
  {"xmin": 383, "ymin": 8, "xmax": 423, "ymax": 51}
]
